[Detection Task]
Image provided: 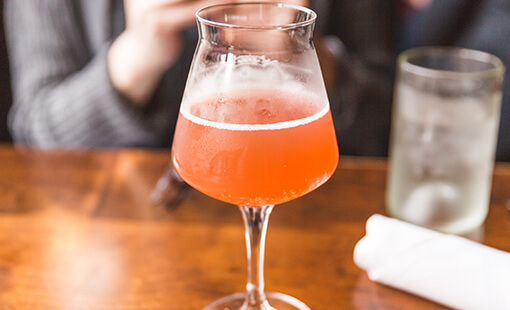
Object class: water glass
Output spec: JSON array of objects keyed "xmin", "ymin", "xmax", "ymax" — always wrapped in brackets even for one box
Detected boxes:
[{"xmin": 386, "ymin": 46, "xmax": 505, "ymax": 234}]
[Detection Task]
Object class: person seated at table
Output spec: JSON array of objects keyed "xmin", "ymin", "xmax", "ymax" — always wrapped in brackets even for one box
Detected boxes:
[
  {"xmin": 5, "ymin": 0, "xmax": 401, "ymax": 162},
  {"xmin": 3, "ymin": 0, "xmax": 307, "ymax": 149},
  {"xmin": 8, "ymin": 0, "xmax": 508, "ymax": 163}
]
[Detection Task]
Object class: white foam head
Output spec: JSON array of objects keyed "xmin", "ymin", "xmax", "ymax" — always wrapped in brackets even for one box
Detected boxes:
[
  {"xmin": 181, "ymin": 101, "xmax": 328, "ymax": 131},
  {"xmin": 180, "ymin": 57, "xmax": 330, "ymax": 131}
]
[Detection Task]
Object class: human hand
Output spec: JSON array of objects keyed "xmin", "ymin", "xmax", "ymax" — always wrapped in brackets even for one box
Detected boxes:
[
  {"xmin": 108, "ymin": 0, "xmax": 230, "ymax": 105},
  {"xmin": 120, "ymin": 0, "xmax": 308, "ymax": 69},
  {"xmin": 108, "ymin": 0, "xmax": 309, "ymax": 106}
]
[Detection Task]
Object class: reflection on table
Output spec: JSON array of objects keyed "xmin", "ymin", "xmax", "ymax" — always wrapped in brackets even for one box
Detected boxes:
[{"xmin": 0, "ymin": 144, "xmax": 508, "ymax": 309}]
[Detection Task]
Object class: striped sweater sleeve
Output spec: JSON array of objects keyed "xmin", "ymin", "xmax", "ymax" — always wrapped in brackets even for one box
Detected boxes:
[{"xmin": 4, "ymin": 0, "xmax": 169, "ymax": 148}]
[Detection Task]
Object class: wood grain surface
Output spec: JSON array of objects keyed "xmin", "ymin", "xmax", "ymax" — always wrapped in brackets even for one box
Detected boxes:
[{"xmin": 0, "ymin": 144, "xmax": 508, "ymax": 309}]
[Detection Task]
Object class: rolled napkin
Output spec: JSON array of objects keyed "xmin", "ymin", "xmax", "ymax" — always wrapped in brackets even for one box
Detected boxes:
[{"xmin": 354, "ymin": 214, "xmax": 510, "ymax": 310}]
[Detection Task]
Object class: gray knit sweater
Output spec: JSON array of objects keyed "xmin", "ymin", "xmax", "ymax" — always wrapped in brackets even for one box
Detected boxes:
[{"xmin": 4, "ymin": 0, "xmax": 195, "ymax": 148}]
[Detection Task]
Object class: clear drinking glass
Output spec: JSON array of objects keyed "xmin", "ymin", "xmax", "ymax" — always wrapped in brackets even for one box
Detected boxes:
[
  {"xmin": 171, "ymin": 3, "xmax": 339, "ymax": 309},
  {"xmin": 386, "ymin": 46, "xmax": 505, "ymax": 234}
]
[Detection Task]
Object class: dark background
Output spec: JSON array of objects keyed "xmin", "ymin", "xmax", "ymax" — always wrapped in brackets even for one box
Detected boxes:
[{"xmin": 0, "ymin": 1, "xmax": 12, "ymax": 143}]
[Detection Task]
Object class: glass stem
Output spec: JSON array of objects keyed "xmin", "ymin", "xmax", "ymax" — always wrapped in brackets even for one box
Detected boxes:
[{"xmin": 239, "ymin": 205, "xmax": 275, "ymax": 309}]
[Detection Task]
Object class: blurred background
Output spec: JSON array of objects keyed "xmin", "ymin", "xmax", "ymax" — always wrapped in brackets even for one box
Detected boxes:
[
  {"xmin": 0, "ymin": 2, "xmax": 12, "ymax": 143},
  {"xmin": 0, "ymin": 0, "xmax": 508, "ymax": 160}
]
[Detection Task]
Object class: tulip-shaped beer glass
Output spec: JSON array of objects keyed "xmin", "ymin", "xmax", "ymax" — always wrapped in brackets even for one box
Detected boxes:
[{"xmin": 171, "ymin": 3, "xmax": 339, "ymax": 309}]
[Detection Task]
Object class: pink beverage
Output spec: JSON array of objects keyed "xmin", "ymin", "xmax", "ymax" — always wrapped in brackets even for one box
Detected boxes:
[{"xmin": 171, "ymin": 88, "xmax": 339, "ymax": 206}]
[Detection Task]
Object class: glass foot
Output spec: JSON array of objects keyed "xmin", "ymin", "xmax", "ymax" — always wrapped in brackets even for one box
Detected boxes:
[{"xmin": 203, "ymin": 292, "xmax": 311, "ymax": 310}]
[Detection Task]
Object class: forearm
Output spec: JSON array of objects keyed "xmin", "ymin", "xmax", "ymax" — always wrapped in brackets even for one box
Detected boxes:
[
  {"xmin": 4, "ymin": 0, "xmax": 171, "ymax": 148},
  {"xmin": 9, "ymin": 43, "xmax": 165, "ymax": 148}
]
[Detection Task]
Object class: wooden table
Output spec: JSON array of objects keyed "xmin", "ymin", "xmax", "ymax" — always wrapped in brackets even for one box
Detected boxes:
[{"xmin": 0, "ymin": 144, "xmax": 508, "ymax": 309}]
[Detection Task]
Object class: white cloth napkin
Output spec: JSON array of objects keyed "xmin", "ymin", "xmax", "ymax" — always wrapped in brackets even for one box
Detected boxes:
[{"xmin": 353, "ymin": 214, "xmax": 510, "ymax": 310}]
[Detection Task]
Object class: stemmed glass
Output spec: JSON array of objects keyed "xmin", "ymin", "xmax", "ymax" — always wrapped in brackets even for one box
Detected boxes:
[{"xmin": 171, "ymin": 3, "xmax": 339, "ymax": 309}]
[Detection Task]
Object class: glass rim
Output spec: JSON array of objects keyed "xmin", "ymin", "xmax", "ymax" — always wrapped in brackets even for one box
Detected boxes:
[
  {"xmin": 196, "ymin": 2, "xmax": 316, "ymax": 30},
  {"xmin": 398, "ymin": 46, "xmax": 506, "ymax": 79}
]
